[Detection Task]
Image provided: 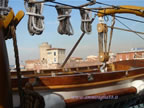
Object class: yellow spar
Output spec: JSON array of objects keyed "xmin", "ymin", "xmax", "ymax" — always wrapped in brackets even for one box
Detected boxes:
[{"xmin": 97, "ymin": 5, "xmax": 144, "ymax": 17}]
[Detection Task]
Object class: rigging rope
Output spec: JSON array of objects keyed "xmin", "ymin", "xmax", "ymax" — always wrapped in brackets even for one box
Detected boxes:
[
  {"xmin": 80, "ymin": 8, "xmax": 92, "ymax": 33},
  {"xmin": 11, "ymin": 24, "xmax": 45, "ymax": 108},
  {"xmin": 55, "ymin": 5, "xmax": 73, "ymax": 36},
  {"xmin": 24, "ymin": 0, "xmax": 44, "ymax": 35},
  {"xmin": 49, "ymin": 1, "xmax": 144, "ymax": 24},
  {"xmin": 11, "ymin": 25, "xmax": 23, "ymax": 107},
  {"xmin": 104, "ymin": 30, "xmax": 108, "ymax": 52},
  {"xmin": 108, "ymin": 16, "xmax": 115, "ymax": 53},
  {"xmin": 0, "ymin": 0, "xmax": 10, "ymax": 15},
  {"xmin": 116, "ymin": 18, "xmax": 144, "ymax": 40}
]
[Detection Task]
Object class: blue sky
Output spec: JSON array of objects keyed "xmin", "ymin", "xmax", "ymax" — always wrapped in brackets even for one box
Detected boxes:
[{"xmin": 6, "ymin": 0, "xmax": 144, "ymax": 65}]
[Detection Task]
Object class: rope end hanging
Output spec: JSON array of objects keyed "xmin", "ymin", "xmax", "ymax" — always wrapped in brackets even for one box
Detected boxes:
[
  {"xmin": 55, "ymin": 5, "xmax": 74, "ymax": 36},
  {"xmin": 45, "ymin": 0, "xmax": 55, "ymax": 1}
]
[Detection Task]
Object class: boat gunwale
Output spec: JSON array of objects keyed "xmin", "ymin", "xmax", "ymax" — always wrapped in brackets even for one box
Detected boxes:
[
  {"xmin": 11, "ymin": 67, "xmax": 144, "ymax": 79},
  {"xmin": 12, "ymin": 67, "xmax": 144, "ymax": 91}
]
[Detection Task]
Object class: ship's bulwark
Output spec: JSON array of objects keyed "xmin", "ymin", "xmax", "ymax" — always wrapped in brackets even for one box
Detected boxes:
[
  {"xmin": 11, "ymin": 60, "xmax": 144, "ymax": 108},
  {"xmin": 13, "ymin": 87, "xmax": 144, "ymax": 108},
  {"xmin": 65, "ymin": 93, "xmax": 144, "ymax": 108}
]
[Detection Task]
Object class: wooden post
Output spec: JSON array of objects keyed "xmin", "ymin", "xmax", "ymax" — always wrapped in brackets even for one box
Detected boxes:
[
  {"xmin": 0, "ymin": 29, "xmax": 13, "ymax": 108},
  {"xmin": 61, "ymin": 32, "xmax": 86, "ymax": 68}
]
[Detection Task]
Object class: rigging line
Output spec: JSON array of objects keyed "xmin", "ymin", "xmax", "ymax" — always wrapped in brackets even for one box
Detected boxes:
[
  {"xmin": 88, "ymin": 0, "xmax": 141, "ymax": 12},
  {"xmin": 44, "ymin": 4, "xmax": 114, "ymax": 10},
  {"xmin": 44, "ymin": 4, "xmax": 56, "ymax": 7},
  {"xmin": 50, "ymin": 1, "xmax": 80, "ymax": 9},
  {"xmin": 46, "ymin": 1, "xmax": 144, "ymax": 24},
  {"xmin": 114, "ymin": 16, "xmax": 144, "ymax": 24},
  {"xmin": 11, "ymin": 25, "xmax": 23, "ymax": 107},
  {"xmin": 115, "ymin": 18, "xmax": 144, "ymax": 40},
  {"xmin": 107, "ymin": 26, "xmax": 144, "ymax": 35}
]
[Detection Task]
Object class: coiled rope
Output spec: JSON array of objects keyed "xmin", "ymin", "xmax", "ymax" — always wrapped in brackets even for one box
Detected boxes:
[
  {"xmin": 24, "ymin": 0, "xmax": 44, "ymax": 35},
  {"xmin": 56, "ymin": 5, "xmax": 74, "ymax": 36},
  {"xmin": 80, "ymin": 8, "xmax": 92, "ymax": 33},
  {"xmin": 0, "ymin": 0, "xmax": 10, "ymax": 16},
  {"xmin": 22, "ymin": 82, "xmax": 45, "ymax": 108}
]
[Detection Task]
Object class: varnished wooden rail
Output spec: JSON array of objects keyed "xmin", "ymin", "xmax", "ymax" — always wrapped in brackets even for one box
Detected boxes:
[
  {"xmin": 65, "ymin": 87, "xmax": 137, "ymax": 108},
  {"xmin": 12, "ymin": 67, "xmax": 144, "ymax": 90}
]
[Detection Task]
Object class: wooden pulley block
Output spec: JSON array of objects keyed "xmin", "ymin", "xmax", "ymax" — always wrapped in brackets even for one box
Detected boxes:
[
  {"xmin": 99, "ymin": 52, "xmax": 105, "ymax": 62},
  {"xmin": 99, "ymin": 52, "xmax": 109, "ymax": 62},
  {"xmin": 104, "ymin": 52, "xmax": 109, "ymax": 62},
  {"xmin": 97, "ymin": 23, "xmax": 108, "ymax": 33},
  {"xmin": 103, "ymin": 24, "xmax": 108, "ymax": 33},
  {"xmin": 97, "ymin": 23, "xmax": 103, "ymax": 33}
]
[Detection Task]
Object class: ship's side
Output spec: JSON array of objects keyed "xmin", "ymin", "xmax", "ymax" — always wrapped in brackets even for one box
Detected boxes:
[{"xmin": 12, "ymin": 60, "xmax": 144, "ymax": 107}]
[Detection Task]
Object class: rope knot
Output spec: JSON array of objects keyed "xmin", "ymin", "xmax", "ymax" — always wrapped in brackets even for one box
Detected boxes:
[{"xmin": 57, "ymin": 14, "xmax": 71, "ymax": 21}]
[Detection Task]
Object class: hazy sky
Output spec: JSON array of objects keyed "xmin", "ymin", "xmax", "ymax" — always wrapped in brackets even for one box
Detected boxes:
[{"xmin": 6, "ymin": 0, "xmax": 144, "ymax": 65}]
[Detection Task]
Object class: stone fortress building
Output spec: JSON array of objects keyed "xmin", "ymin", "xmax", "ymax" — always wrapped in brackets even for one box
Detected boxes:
[
  {"xmin": 25, "ymin": 42, "xmax": 65, "ymax": 70},
  {"xmin": 40, "ymin": 42, "xmax": 65, "ymax": 64}
]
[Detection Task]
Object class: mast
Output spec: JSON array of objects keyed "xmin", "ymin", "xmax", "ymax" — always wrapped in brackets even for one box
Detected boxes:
[
  {"xmin": 0, "ymin": 7, "xmax": 24, "ymax": 107},
  {"xmin": 0, "ymin": 22, "xmax": 13, "ymax": 108}
]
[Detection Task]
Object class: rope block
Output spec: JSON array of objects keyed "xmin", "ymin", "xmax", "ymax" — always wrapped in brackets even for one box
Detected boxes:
[
  {"xmin": 99, "ymin": 52, "xmax": 109, "ymax": 62},
  {"xmin": 97, "ymin": 23, "xmax": 108, "ymax": 33}
]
